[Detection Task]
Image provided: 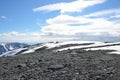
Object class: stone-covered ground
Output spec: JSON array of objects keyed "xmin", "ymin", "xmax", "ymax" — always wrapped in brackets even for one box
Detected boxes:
[{"xmin": 0, "ymin": 48, "xmax": 120, "ymax": 80}]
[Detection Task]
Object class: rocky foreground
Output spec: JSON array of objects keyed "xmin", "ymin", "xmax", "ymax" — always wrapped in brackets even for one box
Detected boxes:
[{"xmin": 0, "ymin": 42, "xmax": 120, "ymax": 80}]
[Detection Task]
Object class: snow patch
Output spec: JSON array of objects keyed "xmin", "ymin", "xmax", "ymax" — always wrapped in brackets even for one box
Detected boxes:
[
  {"xmin": 22, "ymin": 45, "xmax": 45, "ymax": 54},
  {"xmin": 44, "ymin": 41, "xmax": 97, "ymax": 48},
  {"xmin": 0, "ymin": 48, "xmax": 27, "ymax": 57},
  {"xmin": 85, "ymin": 45, "xmax": 120, "ymax": 54},
  {"xmin": 56, "ymin": 42, "xmax": 120, "ymax": 54}
]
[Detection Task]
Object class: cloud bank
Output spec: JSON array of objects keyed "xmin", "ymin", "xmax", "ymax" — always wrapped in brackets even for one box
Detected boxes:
[
  {"xmin": 1, "ymin": 0, "xmax": 120, "ymax": 43},
  {"xmin": 33, "ymin": 0, "xmax": 105, "ymax": 14}
]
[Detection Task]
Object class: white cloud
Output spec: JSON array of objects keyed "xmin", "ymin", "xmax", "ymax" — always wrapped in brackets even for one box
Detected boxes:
[
  {"xmin": 7, "ymin": 7, "xmax": 117, "ymax": 43},
  {"xmin": 33, "ymin": 0, "xmax": 106, "ymax": 13},
  {"xmin": 1, "ymin": 31, "xmax": 25, "ymax": 37},
  {"xmin": 0, "ymin": 31, "xmax": 40, "ymax": 42},
  {"xmin": 111, "ymin": 14, "xmax": 120, "ymax": 18},
  {"xmin": 0, "ymin": 31, "xmax": 73, "ymax": 43},
  {"xmin": 46, "ymin": 14, "xmax": 92, "ymax": 25},
  {"xmin": 85, "ymin": 8, "xmax": 120, "ymax": 18},
  {"xmin": 0, "ymin": 16, "xmax": 7, "ymax": 19},
  {"xmin": 108, "ymin": 31, "xmax": 120, "ymax": 37},
  {"xmin": 40, "ymin": 9, "xmax": 120, "ymax": 38},
  {"xmin": 1, "ymin": 18, "xmax": 120, "ymax": 43},
  {"xmin": 32, "ymin": 0, "xmax": 120, "ymax": 42},
  {"xmin": 41, "ymin": 24, "xmax": 75, "ymax": 36},
  {"xmin": 2, "ymin": 0, "xmax": 119, "ymax": 43}
]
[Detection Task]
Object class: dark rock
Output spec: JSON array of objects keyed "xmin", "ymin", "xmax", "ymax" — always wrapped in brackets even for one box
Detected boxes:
[
  {"xmin": 64, "ymin": 63, "xmax": 71, "ymax": 68},
  {"xmin": 15, "ymin": 64, "xmax": 26, "ymax": 68},
  {"xmin": 16, "ymin": 65, "xmax": 22, "ymax": 68},
  {"xmin": 38, "ymin": 59, "xmax": 42, "ymax": 62},
  {"xmin": 20, "ymin": 75, "xmax": 26, "ymax": 79},
  {"xmin": 47, "ymin": 64, "xmax": 64, "ymax": 71}
]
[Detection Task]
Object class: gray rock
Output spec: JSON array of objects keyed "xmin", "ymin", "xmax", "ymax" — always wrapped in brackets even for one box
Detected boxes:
[{"xmin": 47, "ymin": 64, "xmax": 64, "ymax": 71}]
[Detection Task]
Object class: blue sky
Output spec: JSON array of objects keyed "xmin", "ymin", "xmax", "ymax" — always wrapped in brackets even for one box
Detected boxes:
[{"xmin": 0, "ymin": 0, "xmax": 120, "ymax": 43}]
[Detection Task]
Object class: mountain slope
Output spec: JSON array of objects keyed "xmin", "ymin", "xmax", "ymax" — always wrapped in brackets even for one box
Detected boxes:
[
  {"xmin": 0, "ymin": 41, "xmax": 120, "ymax": 57},
  {"xmin": 0, "ymin": 42, "xmax": 28, "ymax": 55},
  {"xmin": 0, "ymin": 41, "xmax": 120, "ymax": 80}
]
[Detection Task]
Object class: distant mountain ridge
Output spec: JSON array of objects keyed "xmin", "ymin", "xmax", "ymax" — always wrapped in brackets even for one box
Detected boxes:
[
  {"xmin": 0, "ymin": 42, "xmax": 28, "ymax": 55},
  {"xmin": 0, "ymin": 41, "xmax": 120, "ymax": 57}
]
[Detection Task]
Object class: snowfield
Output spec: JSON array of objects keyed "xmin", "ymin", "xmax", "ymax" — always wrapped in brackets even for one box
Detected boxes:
[
  {"xmin": 22, "ymin": 45, "xmax": 45, "ymax": 54},
  {"xmin": 56, "ymin": 42, "xmax": 120, "ymax": 52},
  {"xmin": 22, "ymin": 41, "xmax": 95, "ymax": 54},
  {"xmin": 0, "ymin": 48, "xmax": 27, "ymax": 57},
  {"xmin": 85, "ymin": 45, "xmax": 120, "ymax": 54},
  {"xmin": 44, "ymin": 41, "xmax": 100, "ymax": 48},
  {"xmin": 0, "ymin": 42, "xmax": 28, "ymax": 55}
]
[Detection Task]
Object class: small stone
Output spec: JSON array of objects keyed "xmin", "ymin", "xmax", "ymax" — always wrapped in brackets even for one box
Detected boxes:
[
  {"xmin": 47, "ymin": 64, "xmax": 64, "ymax": 71},
  {"xmin": 16, "ymin": 64, "xmax": 26, "ymax": 68},
  {"xmin": 38, "ymin": 59, "xmax": 42, "ymax": 62}
]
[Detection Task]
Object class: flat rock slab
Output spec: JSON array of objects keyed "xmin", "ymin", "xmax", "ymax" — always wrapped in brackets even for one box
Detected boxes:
[{"xmin": 47, "ymin": 64, "xmax": 64, "ymax": 71}]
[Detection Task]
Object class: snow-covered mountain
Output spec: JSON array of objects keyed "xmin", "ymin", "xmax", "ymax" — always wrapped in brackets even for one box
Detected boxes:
[
  {"xmin": 0, "ymin": 42, "xmax": 28, "ymax": 55},
  {"xmin": 0, "ymin": 41, "xmax": 120, "ymax": 57}
]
